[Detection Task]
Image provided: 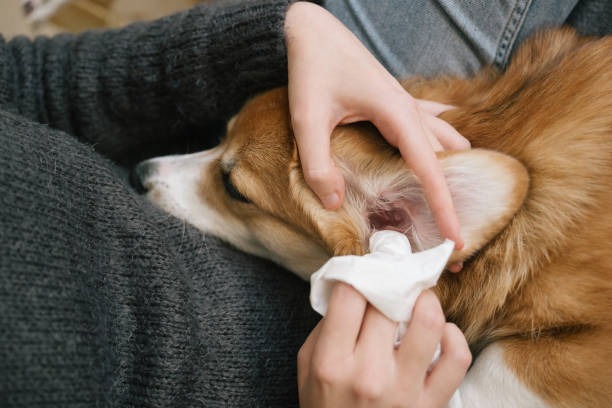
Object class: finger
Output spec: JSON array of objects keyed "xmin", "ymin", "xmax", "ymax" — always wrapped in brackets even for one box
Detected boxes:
[
  {"xmin": 423, "ymin": 118, "xmax": 444, "ymax": 152},
  {"xmin": 373, "ymin": 102, "xmax": 464, "ymax": 249},
  {"xmin": 423, "ymin": 323, "xmax": 472, "ymax": 407},
  {"xmin": 447, "ymin": 261, "xmax": 463, "ymax": 273},
  {"xmin": 297, "ymin": 320, "xmax": 324, "ymax": 391},
  {"xmin": 416, "ymin": 99, "xmax": 456, "ymax": 117},
  {"xmin": 291, "ymin": 115, "xmax": 345, "ymax": 210},
  {"xmin": 396, "ymin": 291, "xmax": 445, "ymax": 377},
  {"xmin": 424, "ymin": 115, "xmax": 471, "ymax": 151},
  {"xmin": 355, "ymin": 304, "xmax": 397, "ymax": 359},
  {"xmin": 315, "ymin": 282, "xmax": 368, "ymax": 357},
  {"xmin": 398, "ymin": 130, "xmax": 463, "ymax": 248}
]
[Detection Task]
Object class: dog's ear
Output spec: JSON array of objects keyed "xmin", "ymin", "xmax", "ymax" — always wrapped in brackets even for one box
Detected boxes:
[{"xmin": 343, "ymin": 149, "xmax": 529, "ymax": 262}]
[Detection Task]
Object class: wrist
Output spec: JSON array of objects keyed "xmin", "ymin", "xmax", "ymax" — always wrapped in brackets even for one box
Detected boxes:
[{"xmin": 285, "ymin": 1, "xmax": 326, "ymax": 40}]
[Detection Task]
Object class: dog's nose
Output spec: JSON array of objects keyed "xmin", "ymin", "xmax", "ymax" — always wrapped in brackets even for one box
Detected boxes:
[{"xmin": 130, "ymin": 161, "xmax": 153, "ymax": 194}]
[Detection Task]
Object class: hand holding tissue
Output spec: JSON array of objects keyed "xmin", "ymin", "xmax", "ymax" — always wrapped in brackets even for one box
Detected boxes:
[
  {"xmin": 309, "ymin": 230, "xmax": 463, "ymax": 408},
  {"xmin": 310, "ymin": 230, "xmax": 454, "ymax": 332}
]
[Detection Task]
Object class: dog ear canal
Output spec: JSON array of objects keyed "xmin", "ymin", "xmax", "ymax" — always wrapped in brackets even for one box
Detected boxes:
[
  {"xmin": 368, "ymin": 201, "xmax": 414, "ymax": 235},
  {"xmin": 367, "ymin": 190, "xmax": 434, "ymax": 252}
]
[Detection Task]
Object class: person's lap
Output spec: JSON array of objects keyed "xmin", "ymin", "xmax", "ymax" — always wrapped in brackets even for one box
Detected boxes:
[
  {"xmin": 0, "ymin": 111, "xmax": 318, "ymax": 406},
  {"xmin": 325, "ymin": 0, "xmax": 578, "ymax": 77}
]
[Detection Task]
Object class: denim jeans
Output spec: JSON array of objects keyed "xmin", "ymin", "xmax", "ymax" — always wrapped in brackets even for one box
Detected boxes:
[{"xmin": 325, "ymin": 0, "xmax": 579, "ymax": 77}]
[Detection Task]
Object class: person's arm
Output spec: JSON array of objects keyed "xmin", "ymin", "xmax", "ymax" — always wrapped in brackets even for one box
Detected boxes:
[{"xmin": 0, "ymin": 0, "xmax": 291, "ymax": 162}]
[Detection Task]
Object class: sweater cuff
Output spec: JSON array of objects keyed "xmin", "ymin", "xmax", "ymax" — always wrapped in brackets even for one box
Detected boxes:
[{"xmin": 164, "ymin": 0, "xmax": 292, "ymax": 123}]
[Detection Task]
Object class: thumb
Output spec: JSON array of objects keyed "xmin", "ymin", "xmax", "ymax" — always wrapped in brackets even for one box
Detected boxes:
[{"xmin": 292, "ymin": 119, "xmax": 345, "ymax": 210}]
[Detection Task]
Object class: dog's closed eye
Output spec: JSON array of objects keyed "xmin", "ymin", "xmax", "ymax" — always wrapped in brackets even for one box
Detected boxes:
[{"xmin": 222, "ymin": 171, "xmax": 251, "ymax": 204}]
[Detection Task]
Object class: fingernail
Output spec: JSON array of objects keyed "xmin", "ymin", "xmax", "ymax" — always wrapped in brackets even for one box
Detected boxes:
[{"xmin": 321, "ymin": 192, "xmax": 340, "ymax": 209}]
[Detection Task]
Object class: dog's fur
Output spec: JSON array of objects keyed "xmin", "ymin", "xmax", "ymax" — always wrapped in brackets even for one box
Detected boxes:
[{"xmin": 135, "ymin": 28, "xmax": 612, "ymax": 407}]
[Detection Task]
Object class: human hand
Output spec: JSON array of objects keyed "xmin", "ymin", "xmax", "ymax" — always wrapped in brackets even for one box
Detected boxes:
[
  {"xmin": 284, "ymin": 2, "xmax": 470, "ymax": 249},
  {"xmin": 297, "ymin": 283, "xmax": 471, "ymax": 408}
]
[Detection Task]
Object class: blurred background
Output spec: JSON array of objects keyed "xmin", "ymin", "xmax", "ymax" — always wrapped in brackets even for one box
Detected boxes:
[{"xmin": 1, "ymin": 0, "xmax": 204, "ymax": 38}]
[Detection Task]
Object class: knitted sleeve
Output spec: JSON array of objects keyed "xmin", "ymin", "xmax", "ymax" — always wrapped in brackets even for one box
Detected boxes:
[{"xmin": 0, "ymin": 0, "xmax": 291, "ymax": 162}]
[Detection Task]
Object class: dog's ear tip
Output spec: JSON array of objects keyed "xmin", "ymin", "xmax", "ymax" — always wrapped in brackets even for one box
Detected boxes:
[{"xmin": 442, "ymin": 149, "xmax": 529, "ymax": 257}]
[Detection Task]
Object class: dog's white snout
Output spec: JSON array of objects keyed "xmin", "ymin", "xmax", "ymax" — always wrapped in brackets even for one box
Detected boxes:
[
  {"xmin": 130, "ymin": 150, "xmax": 221, "ymax": 195},
  {"xmin": 130, "ymin": 156, "xmax": 182, "ymax": 194}
]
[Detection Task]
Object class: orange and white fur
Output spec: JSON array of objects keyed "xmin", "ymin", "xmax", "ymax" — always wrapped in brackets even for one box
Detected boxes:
[{"xmin": 134, "ymin": 29, "xmax": 612, "ymax": 407}]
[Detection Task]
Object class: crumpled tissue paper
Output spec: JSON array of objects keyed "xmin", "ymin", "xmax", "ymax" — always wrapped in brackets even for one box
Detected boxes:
[{"xmin": 309, "ymin": 230, "xmax": 462, "ymax": 408}]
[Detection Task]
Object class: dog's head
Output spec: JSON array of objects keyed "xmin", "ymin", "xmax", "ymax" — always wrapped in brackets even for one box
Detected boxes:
[{"xmin": 132, "ymin": 87, "xmax": 528, "ymax": 280}]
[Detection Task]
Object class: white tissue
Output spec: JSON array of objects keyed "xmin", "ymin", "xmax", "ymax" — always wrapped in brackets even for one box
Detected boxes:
[
  {"xmin": 310, "ymin": 230, "xmax": 454, "ymax": 328},
  {"xmin": 309, "ymin": 230, "xmax": 462, "ymax": 408}
]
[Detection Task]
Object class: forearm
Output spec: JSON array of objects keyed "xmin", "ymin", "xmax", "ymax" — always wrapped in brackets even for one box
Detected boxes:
[{"xmin": 0, "ymin": 0, "xmax": 290, "ymax": 161}]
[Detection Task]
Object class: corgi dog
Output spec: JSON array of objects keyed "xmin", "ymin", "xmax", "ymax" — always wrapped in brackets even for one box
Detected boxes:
[{"xmin": 131, "ymin": 28, "xmax": 612, "ymax": 407}]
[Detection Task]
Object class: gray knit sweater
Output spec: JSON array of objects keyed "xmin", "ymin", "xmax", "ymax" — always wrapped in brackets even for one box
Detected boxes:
[{"xmin": 0, "ymin": 1, "xmax": 320, "ymax": 407}]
